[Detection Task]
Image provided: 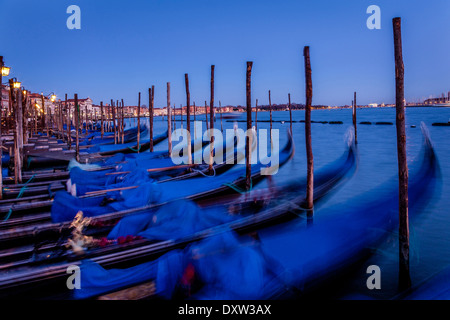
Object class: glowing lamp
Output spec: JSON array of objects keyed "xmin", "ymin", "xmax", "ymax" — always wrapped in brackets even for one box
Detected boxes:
[
  {"xmin": 12, "ymin": 81, "xmax": 21, "ymax": 89},
  {"xmin": 1, "ymin": 66, "xmax": 10, "ymax": 77}
]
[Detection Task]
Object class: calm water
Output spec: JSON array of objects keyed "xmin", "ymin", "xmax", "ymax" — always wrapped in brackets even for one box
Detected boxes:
[{"xmin": 128, "ymin": 107, "xmax": 450, "ymax": 299}]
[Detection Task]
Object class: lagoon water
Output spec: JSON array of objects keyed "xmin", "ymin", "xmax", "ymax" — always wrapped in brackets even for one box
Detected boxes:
[{"xmin": 130, "ymin": 107, "xmax": 450, "ymax": 299}]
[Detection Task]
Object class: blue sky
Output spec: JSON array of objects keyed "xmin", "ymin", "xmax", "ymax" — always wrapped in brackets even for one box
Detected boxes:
[{"xmin": 1, "ymin": 0, "xmax": 449, "ymax": 107}]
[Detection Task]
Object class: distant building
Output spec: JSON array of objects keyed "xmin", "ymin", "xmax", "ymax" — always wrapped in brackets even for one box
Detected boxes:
[
  {"xmin": 65, "ymin": 97, "xmax": 94, "ymax": 112},
  {"xmin": 368, "ymin": 103, "xmax": 378, "ymax": 108},
  {"xmin": 1, "ymin": 87, "xmax": 9, "ymax": 110},
  {"xmin": 424, "ymin": 92, "xmax": 450, "ymax": 105}
]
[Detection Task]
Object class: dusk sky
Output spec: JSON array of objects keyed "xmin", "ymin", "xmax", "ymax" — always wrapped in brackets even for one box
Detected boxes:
[{"xmin": 1, "ymin": 0, "xmax": 449, "ymax": 107}]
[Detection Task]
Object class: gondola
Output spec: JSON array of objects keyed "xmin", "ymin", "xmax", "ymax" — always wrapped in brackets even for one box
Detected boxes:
[{"xmin": 0, "ymin": 131, "xmax": 356, "ymax": 299}]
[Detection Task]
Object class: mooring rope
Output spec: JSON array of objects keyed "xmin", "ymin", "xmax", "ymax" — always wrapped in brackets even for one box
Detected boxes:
[
  {"xmin": 223, "ymin": 176, "xmax": 253, "ymax": 194},
  {"xmin": 191, "ymin": 165, "xmax": 216, "ymax": 178},
  {"xmin": 127, "ymin": 143, "xmax": 141, "ymax": 152},
  {"xmin": 3, "ymin": 174, "xmax": 36, "ymax": 221}
]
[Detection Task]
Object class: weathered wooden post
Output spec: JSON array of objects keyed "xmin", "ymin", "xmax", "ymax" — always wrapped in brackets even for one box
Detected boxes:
[
  {"xmin": 137, "ymin": 92, "xmax": 141, "ymax": 153},
  {"xmin": 111, "ymin": 100, "xmax": 117, "ymax": 144},
  {"xmin": 209, "ymin": 65, "xmax": 215, "ymax": 172},
  {"xmin": 0, "ymin": 57, "xmax": 3, "ymax": 198},
  {"xmin": 180, "ymin": 103, "xmax": 183, "ymax": 128},
  {"xmin": 304, "ymin": 46, "xmax": 314, "ymax": 216},
  {"xmin": 100, "ymin": 101, "xmax": 104, "ymax": 139},
  {"xmin": 85, "ymin": 102, "xmax": 88, "ymax": 134},
  {"xmin": 185, "ymin": 74, "xmax": 192, "ymax": 164},
  {"xmin": 255, "ymin": 99, "xmax": 258, "ymax": 131},
  {"xmin": 59, "ymin": 101, "xmax": 63, "ymax": 140},
  {"xmin": 33, "ymin": 94, "xmax": 37, "ymax": 136},
  {"xmin": 167, "ymin": 82, "xmax": 172, "ymax": 157},
  {"xmin": 269, "ymin": 90, "xmax": 273, "ymax": 147},
  {"xmin": 246, "ymin": 61, "xmax": 253, "ymax": 191},
  {"xmin": 14, "ymin": 88, "xmax": 23, "ymax": 183},
  {"xmin": 393, "ymin": 17, "xmax": 411, "ymax": 289},
  {"xmin": 149, "ymin": 86, "xmax": 154, "ymax": 152},
  {"xmin": 114, "ymin": 100, "xmax": 118, "ymax": 143},
  {"xmin": 74, "ymin": 94, "xmax": 80, "ymax": 162},
  {"xmin": 353, "ymin": 92, "xmax": 358, "ymax": 144},
  {"xmin": 219, "ymin": 100, "xmax": 223, "ymax": 132},
  {"xmin": 173, "ymin": 103, "xmax": 176, "ymax": 130},
  {"xmin": 193, "ymin": 101, "xmax": 196, "ymax": 140},
  {"xmin": 66, "ymin": 94, "xmax": 71, "ymax": 148},
  {"xmin": 121, "ymin": 99, "xmax": 125, "ymax": 143},
  {"xmin": 22, "ymin": 90, "xmax": 29, "ymax": 145},
  {"xmin": 205, "ymin": 101, "xmax": 209, "ymax": 130},
  {"xmin": 288, "ymin": 93, "xmax": 293, "ymax": 134},
  {"xmin": 40, "ymin": 93, "xmax": 47, "ymax": 136}
]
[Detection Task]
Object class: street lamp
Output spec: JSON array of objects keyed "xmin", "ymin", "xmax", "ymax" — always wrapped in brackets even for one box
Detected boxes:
[
  {"xmin": 1, "ymin": 66, "xmax": 10, "ymax": 77},
  {"xmin": 11, "ymin": 78, "xmax": 21, "ymax": 89},
  {"xmin": 51, "ymin": 94, "xmax": 56, "ymax": 102}
]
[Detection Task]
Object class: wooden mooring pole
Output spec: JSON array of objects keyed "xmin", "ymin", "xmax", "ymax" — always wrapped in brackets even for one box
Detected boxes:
[
  {"xmin": 393, "ymin": 17, "xmax": 411, "ymax": 290},
  {"xmin": 185, "ymin": 74, "xmax": 192, "ymax": 164},
  {"xmin": 205, "ymin": 101, "xmax": 209, "ymax": 130},
  {"xmin": 219, "ymin": 100, "xmax": 223, "ymax": 132},
  {"xmin": 100, "ymin": 101, "xmax": 104, "ymax": 139},
  {"xmin": 193, "ymin": 101, "xmax": 196, "ymax": 139},
  {"xmin": 121, "ymin": 99, "xmax": 125, "ymax": 143},
  {"xmin": 0, "ymin": 57, "xmax": 3, "ymax": 198},
  {"xmin": 150, "ymin": 86, "xmax": 154, "ymax": 152},
  {"xmin": 116, "ymin": 100, "xmax": 120, "ymax": 141},
  {"xmin": 288, "ymin": 93, "xmax": 292, "ymax": 134},
  {"xmin": 269, "ymin": 90, "xmax": 273, "ymax": 147},
  {"xmin": 167, "ymin": 82, "xmax": 172, "ymax": 157},
  {"xmin": 85, "ymin": 103, "xmax": 88, "ymax": 134},
  {"xmin": 14, "ymin": 87, "xmax": 23, "ymax": 184},
  {"xmin": 255, "ymin": 99, "xmax": 258, "ymax": 131},
  {"xmin": 66, "ymin": 94, "xmax": 70, "ymax": 149},
  {"xmin": 137, "ymin": 92, "xmax": 141, "ymax": 153},
  {"xmin": 180, "ymin": 104, "xmax": 183, "ymax": 128},
  {"xmin": 74, "ymin": 94, "xmax": 80, "ymax": 162},
  {"xmin": 304, "ymin": 46, "xmax": 314, "ymax": 216},
  {"xmin": 111, "ymin": 100, "xmax": 117, "ymax": 144},
  {"xmin": 246, "ymin": 61, "xmax": 253, "ymax": 191},
  {"xmin": 353, "ymin": 92, "xmax": 358, "ymax": 144},
  {"xmin": 209, "ymin": 65, "xmax": 215, "ymax": 172}
]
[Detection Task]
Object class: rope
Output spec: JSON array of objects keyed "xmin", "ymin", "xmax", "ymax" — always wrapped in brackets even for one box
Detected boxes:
[
  {"xmin": 127, "ymin": 143, "xmax": 141, "ymax": 152},
  {"xmin": 3, "ymin": 174, "xmax": 36, "ymax": 221},
  {"xmin": 223, "ymin": 176, "xmax": 252, "ymax": 194},
  {"xmin": 192, "ymin": 165, "xmax": 216, "ymax": 178},
  {"xmin": 27, "ymin": 156, "xmax": 33, "ymax": 169},
  {"xmin": 48, "ymin": 184, "xmax": 53, "ymax": 199}
]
